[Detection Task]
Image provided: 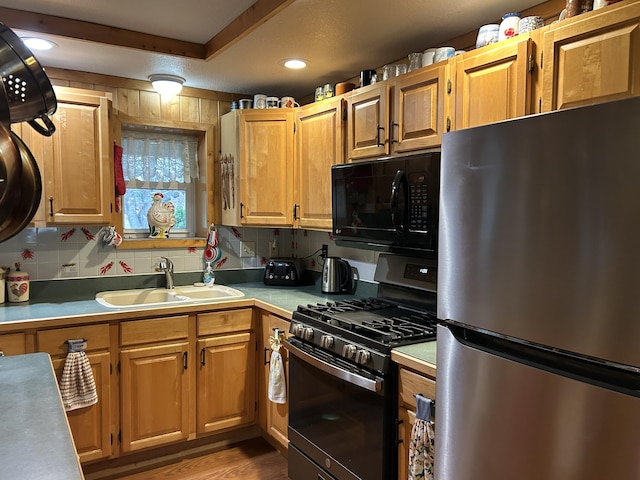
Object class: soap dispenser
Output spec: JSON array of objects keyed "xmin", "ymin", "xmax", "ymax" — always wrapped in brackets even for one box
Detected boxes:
[{"xmin": 203, "ymin": 261, "xmax": 215, "ymax": 286}]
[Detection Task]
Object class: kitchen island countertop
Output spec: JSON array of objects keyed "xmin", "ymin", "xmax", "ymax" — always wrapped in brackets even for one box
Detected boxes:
[{"xmin": 0, "ymin": 352, "xmax": 84, "ymax": 479}]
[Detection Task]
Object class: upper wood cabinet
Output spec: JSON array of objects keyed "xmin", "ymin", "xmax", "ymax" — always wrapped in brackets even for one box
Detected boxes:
[
  {"xmin": 347, "ymin": 62, "xmax": 449, "ymax": 160},
  {"xmin": 294, "ymin": 97, "xmax": 346, "ymax": 230},
  {"xmin": 451, "ymin": 35, "xmax": 534, "ymax": 131},
  {"xmin": 21, "ymin": 86, "xmax": 113, "ymax": 226},
  {"xmin": 347, "ymin": 82, "xmax": 390, "ymax": 159},
  {"xmin": 220, "ymin": 109, "xmax": 295, "ymax": 227},
  {"xmin": 540, "ymin": 0, "xmax": 640, "ymax": 112},
  {"xmin": 391, "ymin": 63, "xmax": 449, "ymax": 153}
]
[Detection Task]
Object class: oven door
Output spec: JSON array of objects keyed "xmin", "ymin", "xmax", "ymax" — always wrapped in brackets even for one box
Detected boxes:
[{"xmin": 285, "ymin": 338, "xmax": 394, "ymax": 480}]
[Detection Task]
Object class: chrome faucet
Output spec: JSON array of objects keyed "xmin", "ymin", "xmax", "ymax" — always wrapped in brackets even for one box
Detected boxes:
[{"xmin": 158, "ymin": 257, "xmax": 174, "ymax": 289}]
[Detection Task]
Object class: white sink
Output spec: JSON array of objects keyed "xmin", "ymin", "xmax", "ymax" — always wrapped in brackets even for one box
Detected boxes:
[{"xmin": 95, "ymin": 284, "xmax": 245, "ymax": 308}]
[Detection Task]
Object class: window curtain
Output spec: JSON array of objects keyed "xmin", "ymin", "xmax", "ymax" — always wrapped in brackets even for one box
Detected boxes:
[{"xmin": 121, "ymin": 131, "xmax": 199, "ymax": 184}]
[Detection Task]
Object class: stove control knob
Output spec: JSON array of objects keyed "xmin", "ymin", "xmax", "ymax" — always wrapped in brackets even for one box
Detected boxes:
[
  {"xmin": 303, "ymin": 327, "xmax": 314, "ymax": 340},
  {"xmin": 291, "ymin": 323, "xmax": 304, "ymax": 337},
  {"xmin": 342, "ymin": 344, "xmax": 357, "ymax": 360},
  {"xmin": 320, "ymin": 335, "xmax": 334, "ymax": 349},
  {"xmin": 355, "ymin": 349, "xmax": 371, "ymax": 365}
]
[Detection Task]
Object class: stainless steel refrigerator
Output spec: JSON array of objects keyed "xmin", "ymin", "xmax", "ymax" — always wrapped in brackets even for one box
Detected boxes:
[{"xmin": 437, "ymin": 97, "xmax": 640, "ymax": 480}]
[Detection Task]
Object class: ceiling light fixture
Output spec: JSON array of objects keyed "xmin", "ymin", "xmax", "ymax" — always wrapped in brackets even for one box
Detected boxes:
[
  {"xmin": 283, "ymin": 59, "xmax": 307, "ymax": 69},
  {"xmin": 149, "ymin": 74, "xmax": 185, "ymax": 98},
  {"xmin": 21, "ymin": 37, "xmax": 57, "ymax": 51}
]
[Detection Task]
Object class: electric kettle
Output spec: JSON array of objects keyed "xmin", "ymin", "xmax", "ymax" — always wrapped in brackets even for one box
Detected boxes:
[{"xmin": 322, "ymin": 257, "xmax": 353, "ymax": 294}]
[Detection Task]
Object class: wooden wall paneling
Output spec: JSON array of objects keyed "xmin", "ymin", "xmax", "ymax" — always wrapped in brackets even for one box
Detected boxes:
[
  {"xmin": 181, "ymin": 96, "xmax": 201, "ymax": 123},
  {"xmin": 117, "ymin": 88, "xmax": 140, "ymax": 116},
  {"xmin": 199, "ymin": 99, "xmax": 217, "ymax": 124},
  {"xmin": 139, "ymin": 90, "xmax": 162, "ymax": 120},
  {"xmin": 161, "ymin": 97, "xmax": 181, "ymax": 121}
]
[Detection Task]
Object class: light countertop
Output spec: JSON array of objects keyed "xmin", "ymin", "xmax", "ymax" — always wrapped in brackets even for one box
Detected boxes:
[
  {"xmin": 0, "ymin": 281, "xmax": 437, "ymax": 374},
  {"xmin": 0, "ymin": 352, "xmax": 84, "ymax": 479}
]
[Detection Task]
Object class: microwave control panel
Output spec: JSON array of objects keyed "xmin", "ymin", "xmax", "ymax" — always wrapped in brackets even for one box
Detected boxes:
[{"xmin": 409, "ymin": 172, "xmax": 429, "ymax": 232}]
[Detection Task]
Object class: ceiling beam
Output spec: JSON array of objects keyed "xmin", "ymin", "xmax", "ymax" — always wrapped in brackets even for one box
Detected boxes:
[
  {"xmin": 0, "ymin": 1, "xmax": 297, "ymax": 61},
  {"xmin": 0, "ymin": 7, "xmax": 206, "ymax": 58},
  {"xmin": 204, "ymin": 0, "xmax": 297, "ymax": 59}
]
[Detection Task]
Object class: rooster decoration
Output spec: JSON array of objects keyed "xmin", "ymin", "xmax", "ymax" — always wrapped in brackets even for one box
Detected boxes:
[{"xmin": 146, "ymin": 193, "xmax": 176, "ymax": 238}]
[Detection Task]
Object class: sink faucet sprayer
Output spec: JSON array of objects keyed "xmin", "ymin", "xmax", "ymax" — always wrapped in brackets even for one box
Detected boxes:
[{"xmin": 158, "ymin": 257, "xmax": 174, "ymax": 289}]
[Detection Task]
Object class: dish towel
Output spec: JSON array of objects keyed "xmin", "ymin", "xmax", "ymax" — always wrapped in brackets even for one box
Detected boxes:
[
  {"xmin": 268, "ymin": 335, "xmax": 286, "ymax": 404},
  {"xmin": 113, "ymin": 142, "xmax": 126, "ymax": 213},
  {"xmin": 408, "ymin": 395, "xmax": 435, "ymax": 480},
  {"xmin": 59, "ymin": 342, "xmax": 98, "ymax": 412}
]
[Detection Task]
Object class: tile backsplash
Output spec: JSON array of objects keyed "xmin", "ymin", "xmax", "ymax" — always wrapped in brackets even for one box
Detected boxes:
[{"xmin": 0, "ymin": 226, "xmax": 379, "ymax": 283}]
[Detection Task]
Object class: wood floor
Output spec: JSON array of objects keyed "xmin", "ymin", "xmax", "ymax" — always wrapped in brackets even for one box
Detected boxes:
[{"xmin": 106, "ymin": 438, "xmax": 289, "ymax": 480}]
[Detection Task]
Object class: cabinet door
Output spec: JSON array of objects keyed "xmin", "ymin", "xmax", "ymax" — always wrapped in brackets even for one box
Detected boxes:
[
  {"xmin": 398, "ymin": 407, "xmax": 415, "ymax": 480},
  {"xmin": 0, "ymin": 332, "xmax": 26, "ymax": 356},
  {"xmin": 41, "ymin": 88, "xmax": 112, "ymax": 224},
  {"xmin": 454, "ymin": 36, "xmax": 532, "ymax": 130},
  {"xmin": 258, "ymin": 312, "xmax": 290, "ymax": 451},
  {"xmin": 120, "ymin": 341, "xmax": 190, "ymax": 452},
  {"xmin": 392, "ymin": 64, "xmax": 448, "ymax": 153},
  {"xmin": 295, "ymin": 98, "xmax": 345, "ymax": 230},
  {"xmin": 541, "ymin": 1, "xmax": 640, "ymax": 112},
  {"xmin": 239, "ymin": 110, "xmax": 295, "ymax": 226},
  {"xmin": 347, "ymin": 83, "xmax": 390, "ymax": 160},
  {"xmin": 196, "ymin": 332, "xmax": 256, "ymax": 434},
  {"xmin": 52, "ymin": 351, "xmax": 112, "ymax": 463}
]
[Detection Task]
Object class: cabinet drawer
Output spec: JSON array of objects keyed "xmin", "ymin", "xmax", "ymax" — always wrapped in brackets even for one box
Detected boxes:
[
  {"xmin": 197, "ymin": 309, "xmax": 253, "ymax": 336},
  {"xmin": 37, "ymin": 324, "xmax": 109, "ymax": 356},
  {"xmin": 398, "ymin": 367, "xmax": 436, "ymax": 409},
  {"xmin": 121, "ymin": 316, "xmax": 189, "ymax": 346},
  {"xmin": 0, "ymin": 333, "xmax": 27, "ymax": 356}
]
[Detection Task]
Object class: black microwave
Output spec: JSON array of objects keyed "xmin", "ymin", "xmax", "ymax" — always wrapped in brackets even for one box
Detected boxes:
[{"xmin": 331, "ymin": 152, "xmax": 440, "ymax": 258}]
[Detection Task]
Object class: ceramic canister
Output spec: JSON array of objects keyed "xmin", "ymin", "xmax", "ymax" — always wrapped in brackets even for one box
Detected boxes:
[{"xmin": 6, "ymin": 268, "xmax": 29, "ymax": 302}]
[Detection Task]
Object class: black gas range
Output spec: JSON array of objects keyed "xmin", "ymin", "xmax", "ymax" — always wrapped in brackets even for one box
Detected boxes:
[
  {"xmin": 290, "ymin": 297, "xmax": 437, "ymax": 374},
  {"xmin": 286, "ymin": 254, "xmax": 438, "ymax": 480}
]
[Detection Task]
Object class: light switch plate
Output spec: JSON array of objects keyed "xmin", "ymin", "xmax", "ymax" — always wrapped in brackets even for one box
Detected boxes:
[{"xmin": 240, "ymin": 241, "xmax": 256, "ymax": 258}]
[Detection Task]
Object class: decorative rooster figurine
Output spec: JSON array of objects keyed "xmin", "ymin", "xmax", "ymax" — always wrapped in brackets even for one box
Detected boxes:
[{"xmin": 146, "ymin": 193, "xmax": 176, "ymax": 238}]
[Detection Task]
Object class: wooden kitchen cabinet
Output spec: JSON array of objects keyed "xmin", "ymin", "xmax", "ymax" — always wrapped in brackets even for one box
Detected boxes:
[
  {"xmin": 196, "ymin": 308, "xmax": 256, "ymax": 434},
  {"xmin": 540, "ymin": 0, "xmax": 640, "ymax": 112},
  {"xmin": 119, "ymin": 316, "xmax": 191, "ymax": 453},
  {"xmin": 347, "ymin": 62, "xmax": 449, "ymax": 160},
  {"xmin": 0, "ymin": 332, "xmax": 27, "ymax": 356},
  {"xmin": 37, "ymin": 323, "xmax": 112, "ymax": 463},
  {"xmin": 257, "ymin": 311, "xmax": 291, "ymax": 453},
  {"xmin": 451, "ymin": 35, "xmax": 534, "ymax": 131},
  {"xmin": 20, "ymin": 86, "xmax": 113, "ymax": 226},
  {"xmin": 347, "ymin": 82, "xmax": 390, "ymax": 160},
  {"xmin": 397, "ymin": 365, "xmax": 436, "ymax": 480},
  {"xmin": 294, "ymin": 97, "xmax": 346, "ymax": 230},
  {"xmin": 220, "ymin": 109, "xmax": 295, "ymax": 227}
]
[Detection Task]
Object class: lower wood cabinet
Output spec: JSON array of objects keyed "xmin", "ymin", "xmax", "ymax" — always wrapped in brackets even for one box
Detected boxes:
[
  {"xmin": 0, "ymin": 332, "xmax": 27, "ymax": 356},
  {"xmin": 119, "ymin": 316, "xmax": 190, "ymax": 453},
  {"xmin": 196, "ymin": 308, "xmax": 256, "ymax": 433},
  {"xmin": 257, "ymin": 311, "xmax": 290, "ymax": 452},
  {"xmin": 397, "ymin": 365, "xmax": 436, "ymax": 480},
  {"xmin": 37, "ymin": 323, "xmax": 112, "ymax": 463}
]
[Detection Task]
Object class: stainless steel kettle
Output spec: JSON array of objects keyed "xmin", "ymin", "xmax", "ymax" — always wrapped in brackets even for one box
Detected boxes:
[{"xmin": 321, "ymin": 257, "xmax": 353, "ymax": 294}]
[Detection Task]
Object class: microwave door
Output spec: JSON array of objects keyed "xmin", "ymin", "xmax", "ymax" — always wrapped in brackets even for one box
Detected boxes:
[{"xmin": 391, "ymin": 169, "xmax": 408, "ymax": 235}]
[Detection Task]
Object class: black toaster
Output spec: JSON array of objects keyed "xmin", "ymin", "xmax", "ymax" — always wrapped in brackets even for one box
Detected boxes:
[{"xmin": 263, "ymin": 258, "xmax": 302, "ymax": 286}]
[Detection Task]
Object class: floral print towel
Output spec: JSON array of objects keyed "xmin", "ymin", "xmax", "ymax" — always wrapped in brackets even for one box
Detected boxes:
[{"xmin": 408, "ymin": 395, "xmax": 435, "ymax": 480}]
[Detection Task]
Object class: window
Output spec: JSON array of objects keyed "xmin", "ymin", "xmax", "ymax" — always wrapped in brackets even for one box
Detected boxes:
[{"xmin": 121, "ymin": 128, "xmax": 199, "ymax": 238}]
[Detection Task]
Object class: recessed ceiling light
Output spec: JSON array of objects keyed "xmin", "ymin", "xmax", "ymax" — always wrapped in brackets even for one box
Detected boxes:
[
  {"xmin": 21, "ymin": 37, "xmax": 57, "ymax": 51},
  {"xmin": 283, "ymin": 59, "xmax": 307, "ymax": 69}
]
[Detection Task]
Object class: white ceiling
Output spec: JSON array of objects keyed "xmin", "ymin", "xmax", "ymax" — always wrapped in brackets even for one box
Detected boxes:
[{"xmin": 1, "ymin": 0, "xmax": 545, "ymax": 99}]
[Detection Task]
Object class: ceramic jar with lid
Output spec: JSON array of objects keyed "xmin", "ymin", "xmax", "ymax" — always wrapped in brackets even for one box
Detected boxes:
[
  {"xmin": 499, "ymin": 13, "xmax": 520, "ymax": 41},
  {"xmin": 6, "ymin": 264, "xmax": 29, "ymax": 303}
]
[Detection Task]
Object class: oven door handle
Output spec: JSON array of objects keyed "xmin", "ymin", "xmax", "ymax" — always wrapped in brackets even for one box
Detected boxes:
[{"xmin": 284, "ymin": 338, "xmax": 383, "ymax": 394}]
